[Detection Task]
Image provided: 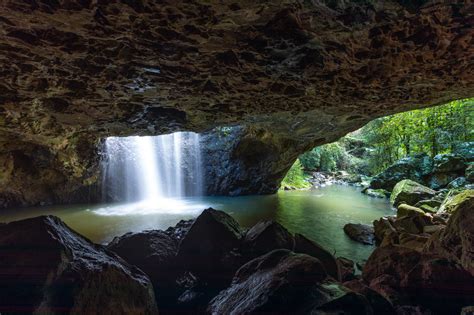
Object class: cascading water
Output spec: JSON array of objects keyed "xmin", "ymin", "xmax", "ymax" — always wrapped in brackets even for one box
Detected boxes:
[{"xmin": 99, "ymin": 132, "xmax": 205, "ymax": 214}]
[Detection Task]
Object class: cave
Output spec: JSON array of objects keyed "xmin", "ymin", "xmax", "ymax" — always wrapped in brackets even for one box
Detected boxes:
[{"xmin": 0, "ymin": 1, "xmax": 473, "ymax": 314}]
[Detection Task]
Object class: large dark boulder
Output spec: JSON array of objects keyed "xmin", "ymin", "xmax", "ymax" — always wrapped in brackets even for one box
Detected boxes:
[
  {"xmin": 343, "ymin": 223, "xmax": 375, "ymax": 245},
  {"xmin": 208, "ymin": 249, "xmax": 371, "ymax": 314},
  {"xmin": 390, "ymin": 179, "xmax": 436, "ymax": 207},
  {"xmin": 176, "ymin": 208, "xmax": 244, "ymax": 287},
  {"xmin": 294, "ymin": 233, "xmax": 340, "ymax": 281},
  {"xmin": 369, "ymin": 154, "xmax": 433, "ymax": 191},
  {"xmin": 344, "ymin": 279, "xmax": 396, "ymax": 315},
  {"xmin": 364, "ymin": 240, "xmax": 474, "ymax": 314},
  {"xmin": 242, "ymin": 220, "xmax": 295, "ymax": 259},
  {"xmin": 107, "ymin": 230, "xmax": 179, "ymax": 309},
  {"xmin": 0, "ymin": 216, "xmax": 158, "ymax": 314}
]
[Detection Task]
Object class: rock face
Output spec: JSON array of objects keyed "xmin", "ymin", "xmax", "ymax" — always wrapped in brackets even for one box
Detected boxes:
[
  {"xmin": 390, "ymin": 179, "xmax": 436, "ymax": 207},
  {"xmin": 343, "ymin": 223, "xmax": 375, "ymax": 245},
  {"xmin": 1, "ymin": 1, "xmax": 473, "ymax": 206},
  {"xmin": 208, "ymin": 249, "xmax": 370, "ymax": 314},
  {"xmin": 0, "ymin": 216, "xmax": 158, "ymax": 314}
]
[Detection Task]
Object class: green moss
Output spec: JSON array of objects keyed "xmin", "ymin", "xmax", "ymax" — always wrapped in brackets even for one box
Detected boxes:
[{"xmin": 280, "ymin": 159, "xmax": 311, "ymax": 190}]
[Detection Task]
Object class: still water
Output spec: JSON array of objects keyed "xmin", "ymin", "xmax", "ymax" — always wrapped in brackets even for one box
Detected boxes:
[{"xmin": 0, "ymin": 185, "xmax": 393, "ymax": 262}]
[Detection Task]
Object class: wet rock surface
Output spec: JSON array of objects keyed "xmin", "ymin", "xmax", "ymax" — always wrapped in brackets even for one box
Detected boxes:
[
  {"xmin": 343, "ymin": 223, "xmax": 375, "ymax": 245},
  {"xmin": 0, "ymin": 216, "xmax": 158, "ymax": 314},
  {"xmin": 1, "ymin": 1, "xmax": 473, "ymax": 206}
]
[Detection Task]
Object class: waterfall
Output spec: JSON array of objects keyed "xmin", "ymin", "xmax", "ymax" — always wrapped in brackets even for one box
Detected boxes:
[{"xmin": 101, "ymin": 132, "xmax": 204, "ymax": 203}]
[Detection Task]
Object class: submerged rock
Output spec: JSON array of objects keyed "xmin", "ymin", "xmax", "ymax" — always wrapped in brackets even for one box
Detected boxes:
[
  {"xmin": 0, "ymin": 216, "xmax": 158, "ymax": 314},
  {"xmin": 208, "ymin": 249, "xmax": 371, "ymax": 314},
  {"xmin": 343, "ymin": 223, "xmax": 375, "ymax": 245},
  {"xmin": 390, "ymin": 179, "xmax": 436, "ymax": 207}
]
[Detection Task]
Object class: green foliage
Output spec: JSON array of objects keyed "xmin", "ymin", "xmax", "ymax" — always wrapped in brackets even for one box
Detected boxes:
[
  {"xmin": 298, "ymin": 98, "xmax": 473, "ymax": 176},
  {"xmin": 280, "ymin": 159, "xmax": 311, "ymax": 190},
  {"xmin": 362, "ymin": 98, "xmax": 473, "ymax": 174}
]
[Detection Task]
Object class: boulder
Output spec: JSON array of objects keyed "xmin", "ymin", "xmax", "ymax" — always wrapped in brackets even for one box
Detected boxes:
[
  {"xmin": 337, "ymin": 257, "xmax": 356, "ymax": 282},
  {"xmin": 343, "ymin": 223, "xmax": 375, "ymax": 245},
  {"xmin": 166, "ymin": 219, "xmax": 194, "ymax": 241},
  {"xmin": 433, "ymin": 153, "xmax": 466, "ymax": 173},
  {"xmin": 208, "ymin": 249, "xmax": 371, "ymax": 314},
  {"xmin": 396, "ymin": 204, "xmax": 426, "ymax": 218},
  {"xmin": 453, "ymin": 142, "xmax": 474, "ymax": 162},
  {"xmin": 344, "ymin": 279, "xmax": 396, "ymax": 315},
  {"xmin": 369, "ymin": 154, "xmax": 433, "ymax": 191},
  {"xmin": 424, "ymin": 190, "xmax": 474, "ymax": 276},
  {"xmin": 398, "ymin": 233, "xmax": 429, "ymax": 252},
  {"xmin": 437, "ymin": 189, "xmax": 474, "ymax": 214},
  {"xmin": 107, "ymin": 230, "xmax": 179, "ymax": 308},
  {"xmin": 392, "ymin": 213, "xmax": 433, "ymax": 235},
  {"xmin": 362, "ymin": 188, "xmax": 390, "ymax": 198},
  {"xmin": 390, "ymin": 180, "xmax": 436, "ymax": 207},
  {"xmin": 427, "ymin": 172, "xmax": 459, "ymax": 189},
  {"xmin": 363, "ymin": 245, "xmax": 422, "ymax": 283},
  {"xmin": 242, "ymin": 220, "xmax": 294, "ymax": 259},
  {"xmin": 0, "ymin": 216, "xmax": 158, "ymax": 314},
  {"xmin": 294, "ymin": 233, "xmax": 340, "ymax": 280},
  {"xmin": 176, "ymin": 208, "xmax": 244, "ymax": 286},
  {"xmin": 373, "ymin": 216, "xmax": 397, "ymax": 245},
  {"xmin": 466, "ymin": 163, "xmax": 474, "ymax": 182},
  {"xmin": 448, "ymin": 176, "xmax": 467, "ymax": 189},
  {"xmin": 414, "ymin": 199, "xmax": 440, "ymax": 213},
  {"xmin": 401, "ymin": 257, "xmax": 474, "ymax": 314}
]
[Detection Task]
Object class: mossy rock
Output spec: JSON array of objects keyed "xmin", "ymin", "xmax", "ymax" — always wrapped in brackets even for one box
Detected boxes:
[
  {"xmin": 390, "ymin": 179, "xmax": 436, "ymax": 207},
  {"xmin": 397, "ymin": 204, "xmax": 426, "ymax": 218},
  {"xmin": 438, "ymin": 190, "xmax": 474, "ymax": 214}
]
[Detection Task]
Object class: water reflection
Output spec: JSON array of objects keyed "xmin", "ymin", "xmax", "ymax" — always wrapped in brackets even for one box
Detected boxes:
[{"xmin": 0, "ymin": 185, "xmax": 393, "ymax": 262}]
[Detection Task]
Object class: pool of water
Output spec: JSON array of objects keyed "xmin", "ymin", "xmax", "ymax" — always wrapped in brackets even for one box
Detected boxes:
[{"xmin": 0, "ymin": 185, "xmax": 393, "ymax": 262}]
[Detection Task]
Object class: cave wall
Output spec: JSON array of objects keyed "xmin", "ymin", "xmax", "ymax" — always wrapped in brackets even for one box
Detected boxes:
[{"xmin": 0, "ymin": 0, "xmax": 473, "ymax": 207}]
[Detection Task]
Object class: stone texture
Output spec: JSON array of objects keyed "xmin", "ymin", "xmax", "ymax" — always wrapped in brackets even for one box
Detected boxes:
[
  {"xmin": 390, "ymin": 179, "xmax": 436, "ymax": 207},
  {"xmin": 0, "ymin": 1, "xmax": 473, "ymax": 206},
  {"xmin": 424, "ymin": 190, "xmax": 474, "ymax": 276},
  {"xmin": 242, "ymin": 220, "xmax": 295, "ymax": 259},
  {"xmin": 176, "ymin": 208, "xmax": 244, "ymax": 286},
  {"xmin": 208, "ymin": 249, "xmax": 371, "ymax": 314},
  {"xmin": 343, "ymin": 223, "xmax": 375, "ymax": 245},
  {"xmin": 107, "ymin": 230, "xmax": 179, "ymax": 309},
  {"xmin": 294, "ymin": 233, "xmax": 340, "ymax": 281},
  {"xmin": 0, "ymin": 216, "xmax": 158, "ymax": 314}
]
